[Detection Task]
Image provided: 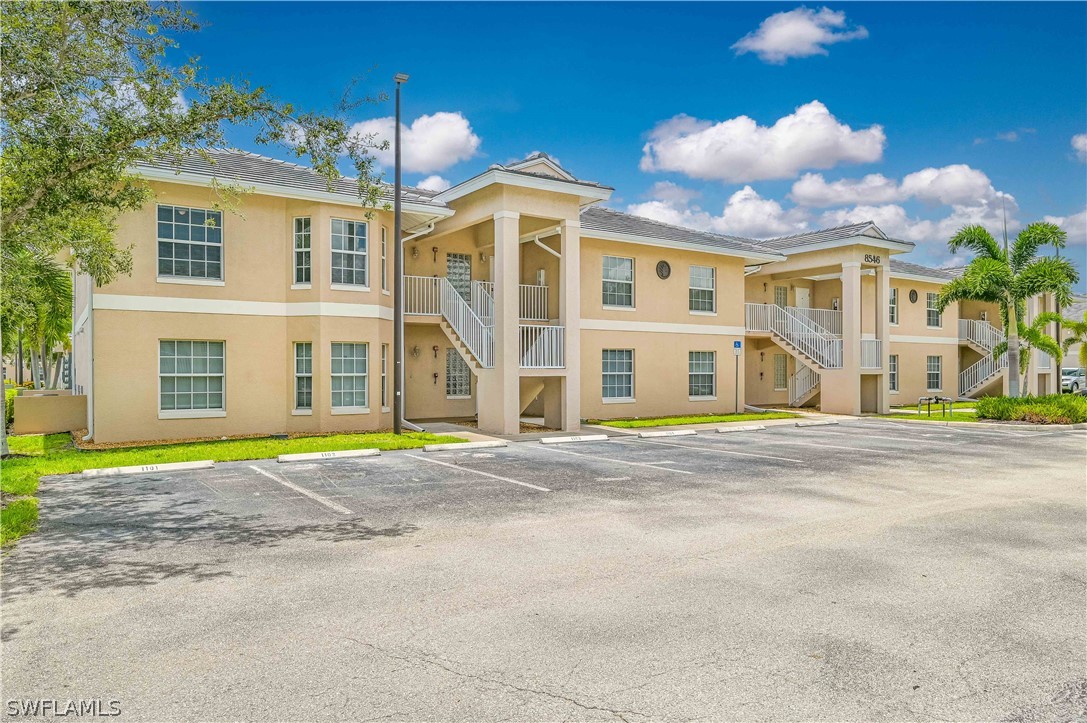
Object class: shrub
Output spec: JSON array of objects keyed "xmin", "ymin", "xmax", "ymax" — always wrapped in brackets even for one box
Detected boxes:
[
  {"xmin": 975, "ymin": 394, "xmax": 1087, "ymax": 424},
  {"xmin": 4, "ymin": 387, "xmax": 15, "ymax": 429}
]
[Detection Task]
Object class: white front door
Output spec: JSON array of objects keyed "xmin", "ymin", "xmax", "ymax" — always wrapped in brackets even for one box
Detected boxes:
[{"xmin": 795, "ymin": 288, "xmax": 811, "ymax": 309}]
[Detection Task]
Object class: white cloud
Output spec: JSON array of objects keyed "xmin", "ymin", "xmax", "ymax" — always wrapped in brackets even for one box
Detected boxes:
[
  {"xmin": 640, "ymin": 101, "xmax": 884, "ymax": 183},
  {"xmin": 644, "ymin": 181, "xmax": 701, "ymax": 205},
  {"xmin": 1073, "ymin": 134, "xmax": 1087, "ymax": 162},
  {"xmin": 732, "ymin": 7, "xmax": 869, "ymax": 64},
  {"xmin": 627, "ymin": 184, "xmax": 807, "ymax": 239},
  {"xmin": 416, "ymin": 175, "xmax": 451, "ymax": 193},
  {"xmin": 973, "ymin": 128, "xmax": 1035, "ymax": 145},
  {"xmin": 349, "ymin": 112, "xmax": 480, "ymax": 174},
  {"xmin": 1044, "ymin": 208, "xmax": 1087, "ymax": 247},
  {"xmin": 792, "ymin": 164, "xmax": 1003, "ymax": 208}
]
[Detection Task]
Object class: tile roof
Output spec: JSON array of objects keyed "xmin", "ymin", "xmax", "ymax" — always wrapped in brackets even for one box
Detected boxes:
[
  {"xmin": 135, "ymin": 149, "xmax": 447, "ymax": 207},
  {"xmin": 752, "ymin": 221, "xmax": 909, "ymax": 251},
  {"xmin": 889, "ymin": 259, "xmax": 958, "ymax": 280},
  {"xmin": 580, "ymin": 206, "xmax": 784, "ymax": 259}
]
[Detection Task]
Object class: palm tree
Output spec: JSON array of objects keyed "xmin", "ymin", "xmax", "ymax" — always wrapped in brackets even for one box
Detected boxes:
[
  {"xmin": 936, "ymin": 222, "xmax": 1078, "ymax": 397},
  {"xmin": 1060, "ymin": 310, "xmax": 1087, "ymax": 369},
  {"xmin": 992, "ymin": 311, "xmax": 1063, "ymax": 393}
]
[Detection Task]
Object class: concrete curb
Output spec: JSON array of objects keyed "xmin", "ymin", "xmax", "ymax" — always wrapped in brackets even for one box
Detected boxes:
[
  {"xmin": 795, "ymin": 420, "xmax": 839, "ymax": 428},
  {"xmin": 424, "ymin": 440, "xmax": 508, "ymax": 452},
  {"xmin": 638, "ymin": 430, "xmax": 699, "ymax": 438},
  {"xmin": 83, "ymin": 460, "xmax": 215, "ymax": 478},
  {"xmin": 874, "ymin": 417, "xmax": 1087, "ymax": 431},
  {"xmin": 539, "ymin": 434, "xmax": 610, "ymax": 445},
  {"xmin": 716, "ymin": 425, "xmax": 766, "ymax": 433},
  {"xmin": 277, "ymin": 449, "xmax": 380, "ymax": 463}
]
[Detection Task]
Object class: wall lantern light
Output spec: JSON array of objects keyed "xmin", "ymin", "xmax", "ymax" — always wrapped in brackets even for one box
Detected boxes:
[
  {"xmin": 410, "ymin": 345, "xmax": 420, "ymax": 359},
  {"xmin": 432, "ymin": 345, "xmax": 439, "ymax": 359}
]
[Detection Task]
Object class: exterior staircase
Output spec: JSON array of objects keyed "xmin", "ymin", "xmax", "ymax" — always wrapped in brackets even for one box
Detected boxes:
[
  {"xmin": 958, "ymin": 319, "xmax": 1006, "ymax": 397},
  {"xmin": 745, "ymin": 303, "xmax": 843, "ymax": 370},
  {"xmin": 406, "ymin": 276, "xmax": 495, "ymax": 368},
  {"xmin": 788, "ymin": 361, "xmax": 820, "ymax": 407}
]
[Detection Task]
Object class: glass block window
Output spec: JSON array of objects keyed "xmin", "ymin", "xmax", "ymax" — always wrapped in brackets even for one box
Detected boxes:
[
  {"xmin": 331, "ymin": 343, "xmax": 368, "ymax": 408},
  {"xmin": 446, "ymin": 348, "xmax": 471, "ymax": 398},
  {"xmin": 927, "ymin": 355, "xmax": 942, "ymax": 390},
  {"xmin": 773, "ymin": 354, "xmax": 788, "ymax": 391},
  {"xmin": 294, "ymin": 342, "xmax": 312, "ymax": 409},
  {"xmin": 331, "ymin": 219, "xmax": 368, "ymax": 286},
  {"xmin": 889, "ymin": 288, "xmax": 898, "ymax": 325},
  {"xmin": 157, "ymin": 205, "xmax": 223, "ymax": 280},
  {"xmin": 602, "ymin": 256, "xmax": 634, "ymax": 307},
  {"xmin": 602, "ymin": 349, "xmax": 634, "ymax": 399},
  {"xmin": 294, "ymin": 218, "xmax": 311, "ymax": 284},
  {"xmin": 773, "ymin": 286, "xmax": 788, "ymax": 307},
  {"xmin": 159, "ymin": 340, "xmax": 224, "ymax": 411},
  {"xmin": 926, "ymin": 292, "xmax": 942, "ymax": 327},
  {"xmin": 889, "ymin": 354, "xmax": 899, "ymax": 392},
  {"xmin": 688, "ymin": 351, "xmax": 716, "ymax": 397},
  {"xmin": 689, "ymin": 265, "xmax": 716, "ymax": 312}
]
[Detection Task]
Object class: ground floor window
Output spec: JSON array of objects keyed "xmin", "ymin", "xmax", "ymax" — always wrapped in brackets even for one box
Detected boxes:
[
  {"xmin": 331, "ymin": 342, "xmax": 368, "ymax": 409},
  {"xmin": 294, "ymin": 342, "xmax": 312, "ymax": 409},
  {"xmin": 446, "ymin": 348, "xmax": 471, "ymax": 398},
  {"xmin": 773, "ymin": 354, "xmax": 788, "ymax": 391},
  {"xmin": 602, "ymin": 349, "xmax": 634, "ymax": 399},
  {"xmin": 688, "ymin": 351, "xmax": 716, "ymax": 397},
  {"xmin": 381, "ymin": 344, "xmax": 389, "ymax": 408},
  {"xmin": 889, "ymin": 354, "xmax": 899, "ymax": 392},
  {"xmin": 926, "ymin": 355, "xmax": 942, "ymax": 391},
  {"xmin": 159, "ymin": 340, "xmax": 224, "ymax": 411}
]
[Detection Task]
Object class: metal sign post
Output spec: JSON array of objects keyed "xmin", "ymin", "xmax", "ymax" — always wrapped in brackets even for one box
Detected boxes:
[{"xmin": 733, "ymin": 340, "xmax": 742, "ymax": 412}]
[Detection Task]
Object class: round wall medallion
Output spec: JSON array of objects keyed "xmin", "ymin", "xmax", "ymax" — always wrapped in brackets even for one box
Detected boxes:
[
  {"xmin": 908, "ymin": 289, "xmax": 919, "ymax": 304},
  {"xmin": 656, "ymin": 260, "xmax": 671, "ymax": 279}
]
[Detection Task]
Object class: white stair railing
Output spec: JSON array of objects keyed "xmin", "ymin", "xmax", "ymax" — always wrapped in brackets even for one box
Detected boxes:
[
  {"xmin": 791, "ymin": 307, "xmax": 842, "ymax": 336},
  {"xmin": 470, "ymin": 280, "xmax": 494, "ymax": 326},
  {"xmin": 520, "ymin": 325, "xmax": 565, "ymax": 368},
  {"xmin": 438, "ymin": 279, "xmax": 494, "ymax": 368},
  {"xmin": 789, "ymin": 362, "xmax": 820, "ymax": 406},
  {"xmin": 959, "ymin": 319, "xmax": 1003, "ymax": 352},
  {"xmin": 960, "ymin": 351, "xmax": 1007, "ymax": 395},
  {"xmin": 770, "ymin": 305, "xmax": 843, "ymax": 369}
]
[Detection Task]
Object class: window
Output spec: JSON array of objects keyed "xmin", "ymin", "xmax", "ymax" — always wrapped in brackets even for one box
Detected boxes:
[
  {"xmin": 381, "ymin": 344, "xmax": 389, "ymax": 409},
  {"xmin": 773, "ymin": 354, "xmax": 788, "ymax": 391},
  {"xmin": 602, "ymin": 349, "xmax": 634, "ymax": 399},
  {"xmin": 773, "ymin": 285, "xmax": 788, "ymax": 307},
  {"xmin": 889, "ymin": 288, "xmax": 898, "ymax": 325},
  {"xmin": 926, "ymin": 292, "xmax": 942, "ymax": 328},
  {"xmin": 294, "ymin": 343, "xmax": 312, "ymax": 410},
  {"xmin": 446, "ymin": 349, "xmax": 471, "ymax": 398},
  {"xmin": 157, "ymin": 205, "xmax": 222, "ymax": 280},
  {"xmin": 689, "ymin": 266, "xmax": 716, "ymax": 313},
  {"xmin": 293, "ymin": 218, "xmax": 311, "ymax": 284},
  {"xmin": 689, "ymin": 351, "xmax": 716, "ymax": 398},
  {"xmin": 331, "ymin": 342, "xmax": 368, "ymax": 409},
  {"xmin": 602, "ymin": 256, "xmax": 634, "ymax": 308},
  {"xmin": 889, "ymin": 354, "xmax": 899, "ymax": 392},
  {"xmin": 927, "ymin": 355, "xmax": 942, "ymax": 391},
  {"xmin": 159, "ymin": 340, "xmax": 224, "ymax": 413},
  {"xmin": 331, "ymin": 219, "xmax": 368, "ymax": 286},
  {"xmin": 381, "ymin": 227, "xmax": 389, "ymax": 292}
]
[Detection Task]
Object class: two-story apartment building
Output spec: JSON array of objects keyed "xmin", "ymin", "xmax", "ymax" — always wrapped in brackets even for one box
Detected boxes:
[{"xmin": 70, "ymin": 150, "xmax": 1058, "ymax": 443}]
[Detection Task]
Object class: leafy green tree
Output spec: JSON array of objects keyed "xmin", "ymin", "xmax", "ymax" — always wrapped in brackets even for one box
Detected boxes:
[
  {"xmin": 992, "ymin": 311, "xmax": 1063, "ymax": 391},
  {"xmin": 936, "ymin": 222, "xmax": 1078, "ymax": 397},
  {"xmin": 1059, "ymin": 310, "xmax": 1087, "ymax": 369},
  {"xmin": 1, "ymin": 0, "xmax": 387, "ymax": 285}
]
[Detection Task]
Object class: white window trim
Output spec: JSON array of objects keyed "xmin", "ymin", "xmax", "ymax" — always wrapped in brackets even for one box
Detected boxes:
[
  {"xmin": 689, "ymin": 265, "xmax": 716, "ymax": 314},
  {"xmin": 689, "ymin": 311, "xmax": 718, "ymax": 317},
  {"xmin": 381, "ymin": 226, "xmax": 389, "ymax": 294},
  {"xmin": 158, "ymin": 339, "xmax": 226, "ymax": 417},
  {"xmin": 157, "ymin": 277, "xmax": 225, "ymax": 287},
  {"xmin": 446, "ymin": 395, "xmax": 473, "ymax": 401},
  {"xmin": 294, "ymin": 342, "xmax": 313, "ymax": 412},
  {"xmin": 330, "ymin": 341, "xmax": 368, "ymax": 411},
  {"xmin": 290, "ymin": 283, "xmax": 312, "ymax": 291},
  {"xmin": 926, "ymin": 355, "xmax": 942, "ymax": 392},
  {"xmin": 926, "ymin": 292, "xmax": 943, "ymax": 329},
  {"xmin": 159, "ymin": 409, "xmax": 227, "ymax": 420},
  {"xmin": 601, "ymin": 255, "xmax": 635, "ymax": 309},
  {"xmin": 689, "ymin": 396, "xmax": 717, "ymax": 402},
  {"xmin": 602, "ymin": 397, "xmax": 636, "ymax": 404},
  {"xmin": 156, "ymin": 204, "xmax": 225, "ymax": 283},
  {"xmin": 291, "ymin": 409, "xmax": 313, "ymax": 416},
  {"xmin": 889, "ymin": 288, "xmax": 899, "ymax": 326},
  {"xmin": 888, "ymin": 354, "xmax": 900, "ymax": 394},
  {"xmin": 380, "ymin": 344, "xmax": 389, "ymax": 409},
  {"xmin": 330, "ymin": 217, "xmax": 369, "ymax": 289},
  {"xmin": 293, "ymin": 216, "xmax": 312, "ymax": 286},
  {"xmin": 331, "ymin": 406, "xmax": 370, "ymax": 416},
  {"xmin": 688, "ymin": 350, "xmax": 716, "ymax": 399}
]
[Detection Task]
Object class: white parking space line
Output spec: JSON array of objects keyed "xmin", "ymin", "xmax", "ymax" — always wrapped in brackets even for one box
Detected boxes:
[
  {"xmin": 801, "ymin": 428, "xmax": 967, "ymax": 446},
  {"xmin": 536, "ymin": 444, "xmax": 694, "ymax": 474},
  {"xmin": 629, "ymin": 437, "xmax": 806, "ymax": 463},
  {"xmin": 747, "ymin": 437, "xmax": 889, "ymax": 454},
  {"xmin": 404, "ymin": 454, "xmax": 551, "ymax": 492},
  {"xmin": 248, "ymin": 465, "xmax": 353, "ymax": 514},
  {"xmin": 864, "ymin": 421, "xmax": 1034, "ymax": 438}
]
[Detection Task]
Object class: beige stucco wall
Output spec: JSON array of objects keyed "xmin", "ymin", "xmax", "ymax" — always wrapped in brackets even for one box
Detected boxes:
[
  {"xmin": 888, "ymin": 341, "xmax": 956, "ymax": 402},
  {"xmin": 745, "ymin": 338, "xmax": 793, "ymax": 407},
  {"xmin": 13, "ymin": 394, "xmax": 88, "ymax": 435},
  {"xmin": 580, "ymin": 329, "xmax": 744, "ymax": 420},
  {"xmin": 404, "ymin": 324, "xmax": 476, "ymax": 420},
  {"xmin": 889, "ymin": 277, "xmax": 959, "ymax": 339}
]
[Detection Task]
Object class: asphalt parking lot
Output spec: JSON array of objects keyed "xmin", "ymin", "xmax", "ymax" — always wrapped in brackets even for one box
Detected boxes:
[{"xmin": 3, "ymin": 420, "xmax": 1086, "ymax": 721}]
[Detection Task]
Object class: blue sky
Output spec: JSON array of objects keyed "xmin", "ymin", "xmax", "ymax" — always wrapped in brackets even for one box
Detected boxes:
[{"xmin": 181, "ymin": 2, "xmax": 1086, "ymax": 283}]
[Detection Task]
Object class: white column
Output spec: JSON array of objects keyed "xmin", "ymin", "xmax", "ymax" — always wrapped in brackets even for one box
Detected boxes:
[
  {"xmin": 477, "ymin": 211, "xmax": 521, "ymax": 434},
  {"xmin": 874, "ymin": 263, "xmax": 891, "ymax": 413},
  {"xmin": 821, "ymin": 261, "xmax": 862, "ymax": 415},
  {"xmin": 559, "ymin": 218, "xmax": 581, "ymax": 431}
]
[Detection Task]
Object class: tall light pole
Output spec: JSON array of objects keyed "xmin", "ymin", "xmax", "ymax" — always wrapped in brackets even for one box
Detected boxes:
[{"xmin": 393, "ymin": 72, "xmax": 409, "ymax": 434}]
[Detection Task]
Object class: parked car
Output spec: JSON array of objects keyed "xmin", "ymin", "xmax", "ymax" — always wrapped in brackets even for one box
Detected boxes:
[{"xmin": 1061, "ymin": 367, "xmax": 1085, "ymax": 394}]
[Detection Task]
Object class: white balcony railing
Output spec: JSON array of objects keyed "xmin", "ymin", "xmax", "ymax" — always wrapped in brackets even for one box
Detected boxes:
[
  {"xmin": 520, "ymin": 284, "xmax": 549, "ymax": 321},
  {"xmin": 745, "ymin": 303, "xmax": 843, "ymax": 369},
  {"xmin": 745, "ymin": 302, "xmax": 772, "ymax": 332},
  {"xmin": 861, "ymin": 339, "xmax": 882, "ymax": 369},
  {"xmin": 405, "ymin": 275, "xmax": 441, "ymax": 315},
  {"xmin": 792, "ymin": 307, "xmax": 842, "ymax": 336},
  {"xmin": 520, "ymin": 325, "xmax": 564, "ymax": 368}
]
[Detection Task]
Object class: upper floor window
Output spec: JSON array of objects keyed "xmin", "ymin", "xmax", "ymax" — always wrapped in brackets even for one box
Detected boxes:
[
  {"xmin": 294, "ymin": 217, "xmax": 311, "ymax": 285},
  {"xmin": 331, "ymin": 219, "xmax": 368, "ymax": 287},
  {"xmin": 926, "ymin": 292, "xmax": 942, "ymax": 328},
  {"xmin": 602, "ymin": 256, "xmax": 634, "ymax": 308},
  {"xmin": 381, "ymin": 227, "xmax": 389, "ymax": 292},
  {"xmin": 689, "ymin": 265, "xmax": 716, "ymax": 313},
  {"xmin": 157, "ymin": 205, "xmax": 222, "ymax": 281},
  {"xmin": 889, "ymin": 288, "xmax": 898, "ymax": 325}
]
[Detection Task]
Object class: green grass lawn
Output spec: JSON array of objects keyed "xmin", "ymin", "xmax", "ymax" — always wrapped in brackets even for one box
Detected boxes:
[
  {"xmin": 1, "ymin": 430, "xmax": 465, "ymax": 546},
  {"xmin": 878, "ymin": 411, "xmax": 979, "ymax": 423},
  {"xmin": 587, "ymin": 411, "xmax": 799, "ymax": 429}
]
